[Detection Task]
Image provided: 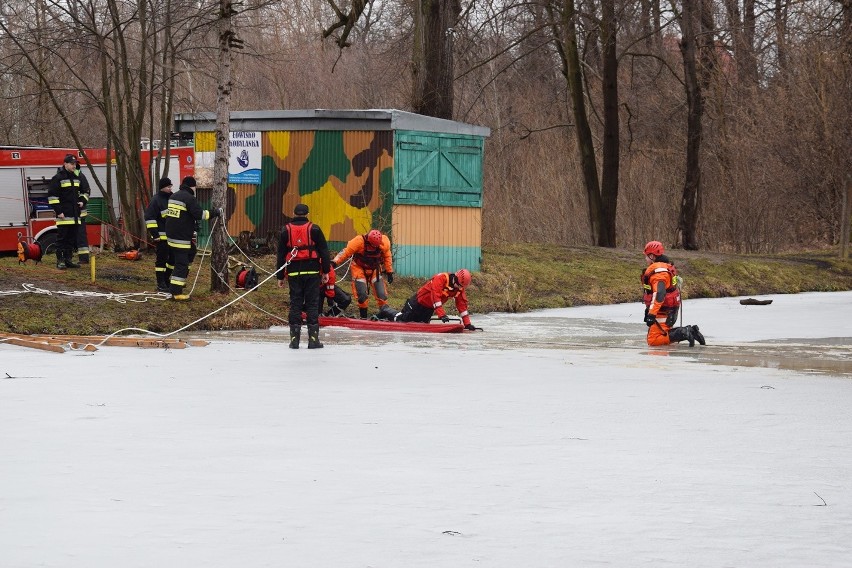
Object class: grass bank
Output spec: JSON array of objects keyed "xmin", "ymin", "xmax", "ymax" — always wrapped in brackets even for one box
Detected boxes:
[{"xmin": 1, "ymin": 245, "xmax": 850, "ymax": 336}]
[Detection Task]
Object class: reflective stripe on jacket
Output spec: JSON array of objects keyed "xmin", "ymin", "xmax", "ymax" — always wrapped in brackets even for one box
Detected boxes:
[{"xmin": 165, "ymin": 185, "xmax": 209, "ymax": 246}]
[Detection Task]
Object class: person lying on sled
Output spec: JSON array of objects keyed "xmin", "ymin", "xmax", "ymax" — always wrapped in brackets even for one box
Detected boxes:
[{"xmin": 375, "ymin": 269, "xmax": 481, "ymax": 331}]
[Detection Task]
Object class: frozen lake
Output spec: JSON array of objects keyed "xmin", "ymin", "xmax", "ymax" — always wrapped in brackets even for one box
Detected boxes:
[{"xmin": 1, "ymin": 292, "xmax": 851, "ymax": 567}]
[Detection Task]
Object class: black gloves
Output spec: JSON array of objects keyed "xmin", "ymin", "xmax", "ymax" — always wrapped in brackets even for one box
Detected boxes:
[
  {"xmin": 330, "ymin": 260, "xmax": 338, "ymax": 268},
  {"xmin": 464, "ymin": 324, "xmax": 482, "ymax": 331},
  {"xmin": 440, "ymin": 315, "xmax": 450, "ymax": 323},
  {"xmin": 385, "ymin": 272, "xmax": 394, "ymax": 284},
  {"xmin": 644, "ymin": 312, "xmax": 657, "ymax": 327},
  {"xmin": 209, "ymin": 207, "xmax": 221, "ymax": 218}
]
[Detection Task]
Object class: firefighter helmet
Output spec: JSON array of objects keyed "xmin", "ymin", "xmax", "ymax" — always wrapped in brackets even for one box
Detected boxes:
[
  {"xmin": 644, "ymin": 241, "xmax": 664, "ymax": 257},
  {"xmin": 455, "ymin": 268, "xmax": 471, "ymax": 288},
  {"xmin": 367, "ymin": 229, "xmax": 383, "ymax": 247}
]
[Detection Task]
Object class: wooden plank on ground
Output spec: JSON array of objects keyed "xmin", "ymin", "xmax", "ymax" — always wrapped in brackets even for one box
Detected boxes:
[
  {"xmin": 5, "ymin": 333, "xmax": 207, "ymax": 350},
  {"xmin": 32, "ymin": 334, "xmax": 200, "ymax": 349},
  {"xmin": 1, "ymin": 336, "xmax": 66, "ymax": 353}
]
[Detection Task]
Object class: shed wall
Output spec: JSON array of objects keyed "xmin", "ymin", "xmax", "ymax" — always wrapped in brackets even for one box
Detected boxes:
[
  {"xmin": 194, "ymin": 130, "xmax": 394, "ymax": 249},
  {"xmin": 392, "ymin": 205, "xmax": 481, "ymax": 278}
]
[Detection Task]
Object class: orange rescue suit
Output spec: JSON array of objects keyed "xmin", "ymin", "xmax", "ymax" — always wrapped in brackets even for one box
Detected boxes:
[
  {"xmin": 415, "ymin": 272, "xmax": 472, "ymax": 327},
  {"xmin": 332, "ymin": 234, "xmax": 394, "ymax": 309},
  {"xmin": 642, "ymin": 261, "xmax": 681, "ymax": 346}
]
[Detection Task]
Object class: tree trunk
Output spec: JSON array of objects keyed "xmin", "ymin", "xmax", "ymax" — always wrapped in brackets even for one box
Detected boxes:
[
  {"xmin": 678, "ymin": 0, "xmax": 704, "ymax": 250},
  {"xmin": 412, "ymin": 0, "xmax": 461, "ymax": 119},
  {"xmin": 551, "ymin": 0, "xmax": 602, "ymax": 245},
  {"xmin": 841, "ymin": 174, "xmax": 851, "ymax": 260},
  {"xmin": 211, "ymin": 0, "xmax": 234, "ymax": 293},
  {"xmin": 599, "ymin": 0, "xmax": 620, "ymax": 247}
]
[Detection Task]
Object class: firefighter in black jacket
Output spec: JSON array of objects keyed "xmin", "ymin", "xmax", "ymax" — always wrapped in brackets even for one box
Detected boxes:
[
  {"xmin": 144, "ymin": 177, "xmax": 175, "ymax": 292},
  {"xmin": 164, "ymin": 176, "xmax": 220, "ymax": 300},
  {"xmin": 47, "ymin": 154, "xmax": 86, "ymax": 269},
  {"xmin": 276, "ymin": 203, "xmax": 331, "ymax": 349},
  {"xmin": 75, "ymin": 162, "xmax": 92, "ymax": 264}
]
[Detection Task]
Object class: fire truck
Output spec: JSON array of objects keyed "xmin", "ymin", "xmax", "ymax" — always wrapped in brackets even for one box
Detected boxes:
[{"xmin": 0, "ymin": 146, "xmax": 194, "ymax": 257}]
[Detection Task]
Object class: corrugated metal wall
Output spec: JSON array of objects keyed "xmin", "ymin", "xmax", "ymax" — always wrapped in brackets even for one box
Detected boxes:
[
  {"xmin": 391, "ymin": 131, "xmax": 484, "ymax": 277},
  {"xmin": 195, "ymin": 130, "xmax": 394, "ymax": 252},
  {"xmin": 392, "ymin": 204, "xmax": 481, "ymax": 277}
]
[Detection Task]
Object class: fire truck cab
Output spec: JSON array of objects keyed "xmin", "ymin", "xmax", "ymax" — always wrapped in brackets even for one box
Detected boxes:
[{"xmin": 0, "ymin": 146, "xmax": 194, "ymax": 256}]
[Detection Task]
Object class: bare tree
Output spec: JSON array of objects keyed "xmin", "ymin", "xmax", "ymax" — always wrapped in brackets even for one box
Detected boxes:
[
  {"xmin": 675, "ymin": 0, "xmax": 714, "ymax": 250},
  {"xmin": 0, "ymin": 0, "xmax": 211, "ymax": 248},
  {"xmin": 322, "ymin": 0, "xmax": 462, "ymax": 118},
  {"xmin": 544, "ymin": 0, "xmax": 620, "ymax": 247},
  {"xmin": 210, "ymin": 0, "xmax": 245, "ymax": 293}
]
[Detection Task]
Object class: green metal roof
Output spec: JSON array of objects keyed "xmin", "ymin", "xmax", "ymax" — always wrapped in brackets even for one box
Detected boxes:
[{"xmin": 173, "ymin": 109, "xmax": 491, "ymax": 138}]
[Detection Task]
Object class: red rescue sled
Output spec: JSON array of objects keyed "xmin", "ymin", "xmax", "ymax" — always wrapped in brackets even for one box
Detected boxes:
[{"xmin": 319, "ymin": 316, "xmax": 465, "ymax": 333}]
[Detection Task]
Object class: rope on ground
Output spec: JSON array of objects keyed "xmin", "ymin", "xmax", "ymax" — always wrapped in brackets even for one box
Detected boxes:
[
  {"xmin": 97, "ymin": 245, "xmax": 300, "ymax": 345},
  {"xmin": 0, "ymin": 283, "xmax": 170, "ymax": 304}
]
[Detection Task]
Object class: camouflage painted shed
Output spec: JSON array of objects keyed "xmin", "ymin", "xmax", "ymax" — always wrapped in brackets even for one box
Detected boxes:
[{"xmin": 173, "ymin": 109, "xmax": 490, "ymax": 278}]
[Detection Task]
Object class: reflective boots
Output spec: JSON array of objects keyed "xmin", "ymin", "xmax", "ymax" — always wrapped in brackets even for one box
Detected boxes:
[
  {"xmin": 289, "ymin": 324, "xmax": 301, "ymax": 349},
  {"xmin": 376, "ymin": 304, "xmax": 401, "ymax": 321},
  {"xmin": 689, "ymin": 325, "xmax": 706, "ymax": 345},
  {"xmin": 64, "ymin": 250, "xmax": 80, "ymax": 268},
  {"xmin": 56, "ymin": 251, "xmax": 66, "ymax": 270},
  {"xmin": 156, "ymin": 273, "xmax": 170, "ymax": 293},
  {"xmin": 307, "ymin": 324, "xmax": 323, "ymax": 349},
  {"xmin": 668, "ymin": 326, "xmax": 695, "ymax": 347}
]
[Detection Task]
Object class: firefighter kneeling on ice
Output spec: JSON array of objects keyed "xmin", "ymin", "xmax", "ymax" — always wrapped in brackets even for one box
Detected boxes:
[
  {"xmin": 642, "ymin": 240, "xmax": 705, "ymax": 347},
  {"xmin": 376, "ymin": 269, "xmax": 482, "ymax": 331}
]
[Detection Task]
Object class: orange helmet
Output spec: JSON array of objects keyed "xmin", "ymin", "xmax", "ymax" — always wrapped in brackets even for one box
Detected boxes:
[
  {"xmin": 367, "ymin": 229, "xmax": 383, "ymax": 247},
  {"xmin": 644, "ymin": 241, "xmax": 664, "ymax": 257},
  {"xmin": 455, "ymin": 268, "xmax": 471, "ymax": 288}
]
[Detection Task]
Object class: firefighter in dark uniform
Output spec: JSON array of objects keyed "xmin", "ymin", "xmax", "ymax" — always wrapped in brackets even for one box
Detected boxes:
[
  {"xmin": 47, "ymin": 154, "xmax": 85, "ymax": 269},
  {"xmin": 74, "ymin": 161, "xmax": 92, "ymax": 263},
  {"xmin": 164, "ymin": 176, "xmax": 220, "ymax": 300},
  {"xmin": 144, "ymin": 177, "xmax": 175, "ymax": 292},
  {"xmin": 276, "ymin": 203, "xmax": 331, "ymax": 349}
]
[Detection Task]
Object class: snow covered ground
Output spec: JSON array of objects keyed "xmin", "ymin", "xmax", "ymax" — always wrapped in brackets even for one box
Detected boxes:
[{"xmin": 1, "ymin": 291, "xmax": 851, "ymax": 567}]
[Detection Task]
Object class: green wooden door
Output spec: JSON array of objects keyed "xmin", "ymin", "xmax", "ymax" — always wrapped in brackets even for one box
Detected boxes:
[{"xmin": 394, "ymin": 131, "xmax": 483, "ymax": 207}]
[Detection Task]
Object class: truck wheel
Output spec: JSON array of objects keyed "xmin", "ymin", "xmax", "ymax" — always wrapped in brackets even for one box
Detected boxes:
[{"xmin": 36, "ymin": 231, "xmax": 58, "ymax": 254}]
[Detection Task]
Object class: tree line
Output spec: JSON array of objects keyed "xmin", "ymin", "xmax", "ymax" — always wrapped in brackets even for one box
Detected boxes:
[{"xmin": 1, "ymin": 0, "xmax": 849, "ymax": 259}]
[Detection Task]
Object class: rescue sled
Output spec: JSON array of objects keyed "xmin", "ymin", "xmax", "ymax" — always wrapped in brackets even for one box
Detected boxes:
[{"xmin": 318, "ymin": 316, "xmax": 465, "ymax": 333}]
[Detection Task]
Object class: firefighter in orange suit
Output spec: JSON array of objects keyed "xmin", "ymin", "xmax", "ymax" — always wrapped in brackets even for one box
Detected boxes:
[
  {"xmin": 642, "ymin": 241, "xmax": 705, "ymax": 347},
  {"xmin": 396, "ymin": 269, "xmax": 482, "ymax": 331},
  {"xmin": 331, "ymin": 229, "xmax": 394, "ymax": 319}
]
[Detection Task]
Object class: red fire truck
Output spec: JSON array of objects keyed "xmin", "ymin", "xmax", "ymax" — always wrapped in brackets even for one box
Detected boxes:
[{"xmin": 0, "ymin": 146, "xmax": 194, "ymax": 257}]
